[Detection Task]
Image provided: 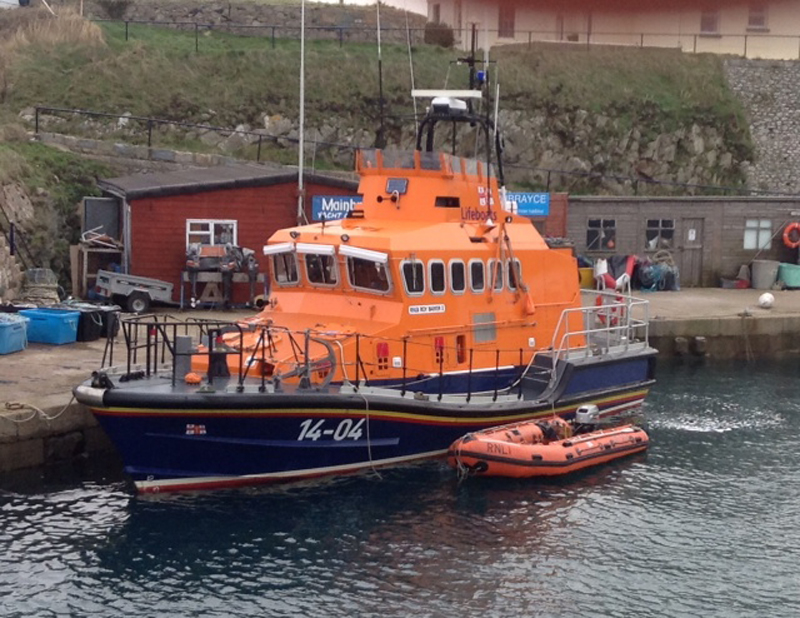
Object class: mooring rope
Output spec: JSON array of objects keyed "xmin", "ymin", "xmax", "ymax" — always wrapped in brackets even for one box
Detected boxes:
[{"xmin": 1, "ymin": 394, "xmax": 76, "ymax": 423}]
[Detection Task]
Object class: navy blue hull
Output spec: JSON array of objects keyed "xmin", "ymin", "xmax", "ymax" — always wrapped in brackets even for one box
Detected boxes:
[{"xmin": 85, "ymin": 352, "xmax": 656, "ymax": 492}]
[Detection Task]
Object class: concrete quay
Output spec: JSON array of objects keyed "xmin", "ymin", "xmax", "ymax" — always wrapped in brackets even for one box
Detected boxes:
[{"xmin": 1, "ymin": 288, "xmax": 799, "ymax": 476}]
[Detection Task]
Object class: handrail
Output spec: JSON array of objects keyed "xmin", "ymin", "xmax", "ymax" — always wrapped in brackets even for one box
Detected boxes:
[{"xmin": 105, "ymin": 304, "xmax": 649, "ymax": 399}]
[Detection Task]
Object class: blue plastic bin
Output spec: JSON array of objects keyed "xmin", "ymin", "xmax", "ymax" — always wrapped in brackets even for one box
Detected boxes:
[
  {"xmin": 19, "ymin": 309, "xmax": 80, "ymax": 345},
  {"xmin": 0, "ymin": 316, "xmax": 29, "ymax": 354}
]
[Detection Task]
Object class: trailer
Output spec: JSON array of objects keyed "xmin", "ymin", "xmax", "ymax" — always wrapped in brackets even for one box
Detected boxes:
[{"xmin": 94, "ymin": 270, "xmax": 174, "ymax": 313}]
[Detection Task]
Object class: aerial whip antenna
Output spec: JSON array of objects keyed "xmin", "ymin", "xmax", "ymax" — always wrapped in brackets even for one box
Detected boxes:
[{"xmin": 296, "ymin": 0, "xmax": 308, "ymax": 225}]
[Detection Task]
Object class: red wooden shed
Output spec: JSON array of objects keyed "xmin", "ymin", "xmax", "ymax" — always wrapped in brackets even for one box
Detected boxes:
[{"xmin": 88, "ymin": 163, "xmax": 358, "ymax": 307}]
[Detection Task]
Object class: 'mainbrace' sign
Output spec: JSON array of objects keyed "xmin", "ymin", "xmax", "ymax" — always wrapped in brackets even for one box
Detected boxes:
[
  {"xmin": 505, "ymin": 192, "xmax": 550, "ymax": 217},
  {"xmin": 311, "ymin": 195, "xmax": 362, "ymax": 221}
]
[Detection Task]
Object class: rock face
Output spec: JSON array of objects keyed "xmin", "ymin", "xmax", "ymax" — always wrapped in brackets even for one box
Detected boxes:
[{"xmin": 724, "ymin": 57, "xmax": 800, "ymax": 194}]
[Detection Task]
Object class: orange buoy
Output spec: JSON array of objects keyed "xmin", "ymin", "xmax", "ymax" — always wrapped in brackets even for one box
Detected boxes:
[
  {"xmin": 783, "ymin": 222, "xmax": 800, "ymax": 249},
  {"xmin": 184, "ymin": 372, "xmax": 202, "ymax": 385}
]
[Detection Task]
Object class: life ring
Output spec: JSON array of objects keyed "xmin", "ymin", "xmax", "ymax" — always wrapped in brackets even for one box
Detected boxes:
[
  {"xmin": 595, "ymin": 295, "xmax": 624, "ymax": 326},
  {"xmin": 783, "ymin": 222, "xmax": 800, "ymax": 249}
]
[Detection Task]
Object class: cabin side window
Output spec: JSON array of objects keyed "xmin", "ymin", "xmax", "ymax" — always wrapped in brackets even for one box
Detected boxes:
[
  {"xmin": 450, "ymin": 260, "xmax": 466, "ymax": 295},
  {"xmin": 429, "ymin": 260, "xmax": 446, "ymax": 295},
  {"xmin": 305, "ymin": 253, "xmax": 338, "ymax": 286},
  {"xmin": 507, "ymin": 259, "xmax": 521, "ymax": 291},
  {"xmin": 273, "ymin": 252, "xmax": 299, "ymax": 285},
  {"xmin": 469, "ymin": 259, "xmax": 485, "ymax": 293},
  {"xmin": 488, "ymin": 259, "xmax": 504, "ymax": 291},
  {"xmin": 402, "ymin": 260, "xmax": 425, "ymax": 296},
  {"xmin": 347, "ymin": 257, "xmax": 390, "ymax": 292}
]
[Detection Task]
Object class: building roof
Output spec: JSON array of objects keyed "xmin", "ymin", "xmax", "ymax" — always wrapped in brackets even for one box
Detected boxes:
[{"xmin": 98, "ymin": 163, "xmax": 358, "ymax": 200}]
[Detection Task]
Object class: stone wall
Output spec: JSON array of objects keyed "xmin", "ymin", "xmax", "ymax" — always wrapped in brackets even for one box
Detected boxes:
[{"xmin": 724, "ymin": 57, "xmax": 800, "ymax": 194}]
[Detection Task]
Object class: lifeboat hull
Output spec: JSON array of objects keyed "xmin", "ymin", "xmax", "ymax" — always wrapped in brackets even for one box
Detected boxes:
[{"xmin": 447, "ymin": 423, "xmax": 649, "ymax": 478}]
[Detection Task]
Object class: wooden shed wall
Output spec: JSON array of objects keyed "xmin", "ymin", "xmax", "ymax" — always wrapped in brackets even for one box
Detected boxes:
[{"xmin": 128, "ymin": 181, "xmax": 356, "ymax": 303}]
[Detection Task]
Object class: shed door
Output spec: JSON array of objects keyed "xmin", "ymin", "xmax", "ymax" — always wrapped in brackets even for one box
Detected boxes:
[{"xmin": 681, "ymin": 218, "xmax": 704, "ymax": 287}]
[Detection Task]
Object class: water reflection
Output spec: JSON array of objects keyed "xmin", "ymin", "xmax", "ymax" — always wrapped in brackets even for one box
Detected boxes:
[{"xmin": 2, "ymin": 361, "xmax": 800, "ymax": 616}]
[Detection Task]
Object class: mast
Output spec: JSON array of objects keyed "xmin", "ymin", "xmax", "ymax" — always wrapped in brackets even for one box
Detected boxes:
[
  {"xmin": 376, "ymin": 0, "xmax": 386, "ymax": 149},
  {"xmin": 296, "ymin": 0, "xmax": 307, "ymax": 225}
]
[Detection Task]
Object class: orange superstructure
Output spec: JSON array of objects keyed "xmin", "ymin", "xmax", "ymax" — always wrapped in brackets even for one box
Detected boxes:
[{"xmin": 200, "ymin": 146, "xmax": 585, "ymax": 391}]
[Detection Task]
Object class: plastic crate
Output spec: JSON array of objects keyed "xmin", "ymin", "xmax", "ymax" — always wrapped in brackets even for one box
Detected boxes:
[
  {"xmin": 0, "ymin": 316, "xmax": 29, "ymax": 355},
  {"xmin": 18, "ymin": 309, "xmax": 80, "ymax": 345}
]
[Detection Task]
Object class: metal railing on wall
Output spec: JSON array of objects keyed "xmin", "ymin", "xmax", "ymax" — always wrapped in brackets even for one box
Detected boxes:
[
  {"xmin": 33, "ymin": 105, "xmax": 785, "ymax": 197},
  {"xmin": 92, "ymin": 18, "xmax": 800, "ymax": 60},
  {"xmin": 93, "ymin": 19, "xmax": 428, "ymax": 50}
]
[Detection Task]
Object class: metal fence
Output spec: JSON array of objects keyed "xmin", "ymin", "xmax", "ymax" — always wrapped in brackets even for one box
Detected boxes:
[{"xmin": 92, "ymin": 17, "xmax": 800, "ymax": 60}]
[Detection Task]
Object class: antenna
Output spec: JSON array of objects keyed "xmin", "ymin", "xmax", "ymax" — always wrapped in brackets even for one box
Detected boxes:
[
  {"xmin": 297, "ymin": 0, "xmax": 308, "ymax": 225},
  {"xmin": 375, "ymin": 1, "xmax": 387, "ymax": 149}
]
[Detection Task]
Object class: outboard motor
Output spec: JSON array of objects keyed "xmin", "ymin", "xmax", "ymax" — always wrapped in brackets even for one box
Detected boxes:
[{"xmin": 574, "ymin": 404, "xmax": 601, "ymax": 433}]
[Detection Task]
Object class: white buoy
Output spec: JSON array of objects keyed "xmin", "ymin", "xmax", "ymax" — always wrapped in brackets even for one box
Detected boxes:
[{"xmin": 758, "ymin": 292, "xmax": 775, "ymax": 309}]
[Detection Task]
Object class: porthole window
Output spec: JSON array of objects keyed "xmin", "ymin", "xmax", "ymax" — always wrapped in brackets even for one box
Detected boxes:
[
  {"xmin": 429, "ymin": 260, "xmax": 446, "ymax": 295},
  {"xmin": 450, "ymin": 260, "xmax": 466, "ymax": 294},
  {"xmin": 469, "ymin": 259, "xmax": 485, "ymax": 293},
  {"xmin": 488, "ymin": 259, "xmax": 504, "ymax": 291},
  {"xmin": 402, "ymin": 260, "xmax": 425, "ymax": 296}
]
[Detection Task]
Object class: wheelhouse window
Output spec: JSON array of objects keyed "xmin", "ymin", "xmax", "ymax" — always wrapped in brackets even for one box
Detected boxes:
[
  {"xmin": 305, "ymin": 253, "xmax": 338, "ymax": 285},
  {"xmin": 646, "ymin": 219, "xmax": 675, "ymax": 251},
  {"xmin": 429, "ymin": 260, "xmax": 446, "ymax": 295},
  {"xmin": 272, "ymin": 252, "xmax": 299, "ymax": 285},
  {"xmin": 186, "ymin": 219, "xmax": 237, "ymax": 247},
  {"xmin": 469, "ymin": 259, "xmax": 485, "ymax": 293},
  {"xmin": 348, "ymin": 257, "xmax": 389, "ymax": 292},
  {"xmin": 401, "ymin": 260, "xmax": 425, "ymax": 296},
  {"xmin": 450, "ymin": 260, "xmax": 466, "ymax": 294},
  {"xmin": 498, "ymin": 4, "xmax": 515, "ymax": 38},
  {"xmin": 747, "ymin": 4, "xmax": 767, "ymax": 30},
  {"xmin": 587, "ymin": 219, "xmax": 616, "ymax": 251},
  {"xmin": 744, "ymin": 218, "xmax": 772, "ymax": 250},
  {"xmin": 700, "ymin": 10, "xmax": 720, "ymax": 34}
]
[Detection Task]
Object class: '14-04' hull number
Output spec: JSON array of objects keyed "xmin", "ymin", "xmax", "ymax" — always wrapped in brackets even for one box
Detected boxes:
[{"xmin": 297, "ymin": 418, "xmax": 365, "ymax": 441}]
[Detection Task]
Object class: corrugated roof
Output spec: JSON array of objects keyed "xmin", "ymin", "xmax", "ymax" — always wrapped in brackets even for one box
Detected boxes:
[{"xmin": 98, "ymin": 163, "xmax": 358, "ymax": 200}]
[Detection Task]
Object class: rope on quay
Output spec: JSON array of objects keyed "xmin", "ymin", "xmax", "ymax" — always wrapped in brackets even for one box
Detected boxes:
[{"xmin": 1, "ymin": 395, "xmax": 77, "ymax": 423}]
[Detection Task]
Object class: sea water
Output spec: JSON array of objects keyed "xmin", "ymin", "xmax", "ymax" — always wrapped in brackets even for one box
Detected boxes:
[{"xmin": 1, "ymin": 361, "xmax": 799, "ymax": 617}]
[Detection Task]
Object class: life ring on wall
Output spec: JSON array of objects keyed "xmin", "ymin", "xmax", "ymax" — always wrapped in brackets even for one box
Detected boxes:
[
  {"xmin": 783, "ymin": 222, "xmax": 800, "ymax": 249},
  {"xmin": 595, "ymin": 295, "xmax": 624, "ymax": 326}
]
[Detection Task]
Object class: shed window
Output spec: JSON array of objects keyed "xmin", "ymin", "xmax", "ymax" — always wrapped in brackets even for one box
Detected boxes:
[
  {"xmin": 429, "ymin": 260, "xmax": 446, "ymax": 295},
  {"xmin": 646, "ymin": 219, "xmax": 674, "ymax": 251},
  {"xmin": 469, "ymin": 260, "xmax": 485, "ymax": 292},
  {"xmin": 186, "ymin": 219, "xmax": 237, "ymax": 247},
  {"xmin": 744, "ymin": 218, "xmax": 772, "ymax": 250},
  {"xmin": 402, "ymin": 260, "xmax": 425, "ymax": 295},
  {"xmin": 587, "ymin": 219, "xmax": 616, "ymax": 251},
  {"xmin": 450, "ymin": 260, "xmax": 466, "ymax": 294}
]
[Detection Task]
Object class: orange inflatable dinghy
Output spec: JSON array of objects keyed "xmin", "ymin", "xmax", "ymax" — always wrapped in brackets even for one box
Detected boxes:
[{"xmin": 447, "ymin": 416, "xmax": 649, "ymax": 478}]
